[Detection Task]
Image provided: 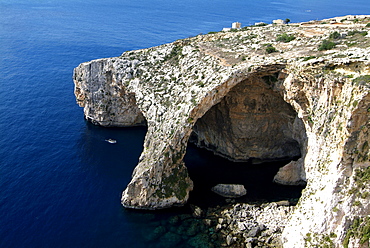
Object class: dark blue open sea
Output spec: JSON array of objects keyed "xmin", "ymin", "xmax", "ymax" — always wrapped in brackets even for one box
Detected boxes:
[{"xmin": 0, "ymin": 1, "xmax": 368, "ymax": 247}]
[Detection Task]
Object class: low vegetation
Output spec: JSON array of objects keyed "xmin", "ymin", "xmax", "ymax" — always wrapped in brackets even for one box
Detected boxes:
[
  {"xmin": 163, "ymin": 45, "xmax": 183, "ymax": 64},
  {"xmin": 276, "ymin": 33, "xmax": 296, "ymax": 43},
  {"xmin": 264, "ymin": 43, "xmax": 278, "ymax": 53},
  {"xmin": 347, "ymin": 30, "xmax": 368, "ymax": 37},
  {"xmin": 329, "ymin": 31, "xmax": 341, "ymax": 39},
  {"xmin": 353, "ymin": 75, "xmax": 370, "ymax": 86},
  {"xmin": 343, "ymin": 216, "xmax": 370, "ymax": 248},
  {"xmin": 318, "ymin": 39, "xmax": 336, "ymax": 51}
]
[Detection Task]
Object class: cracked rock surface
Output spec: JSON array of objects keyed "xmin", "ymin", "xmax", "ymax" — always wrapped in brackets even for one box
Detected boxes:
[{"xmin": 74, "ymin": 16, "xmax": 370, "ymax": 247}]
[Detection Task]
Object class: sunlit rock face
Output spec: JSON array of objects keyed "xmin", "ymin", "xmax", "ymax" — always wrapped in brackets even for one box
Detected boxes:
[
  {"xmin": 273, "ymin": 158, "xmax": 307, "ymax": 186},
  {"xmin": 74, "ymin": 16, "xmax": 370, "ymax": 248},
  {"xmin": 74, "ymin": 59, "xmax": 146, "ymax": 127}
]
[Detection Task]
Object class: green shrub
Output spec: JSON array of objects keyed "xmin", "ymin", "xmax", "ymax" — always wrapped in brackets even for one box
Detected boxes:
[
  {"xmin": 353, "ymin": 201, "xmax": 361, "ymax": 206},
  {"xmin": 264, "ymin": 44, "xmax": 278, "ymax": 53},
  {"xmin": 318, "ymin": 39, "xmax": 336, "ymax": 51},
  {"xmin": 329, "ymin": 31, "xmax": 341, "ymax": 39},
  {"xmin": 276, "ymin": 33, "xmax": 296, "ymax": 42},
  {"xmin": 366, "ymin": 23, "xmax": 370, "ymax": 27},
  {"xmin": 257, "ymin": 22, "xmax": 267, "ymax": 26}
]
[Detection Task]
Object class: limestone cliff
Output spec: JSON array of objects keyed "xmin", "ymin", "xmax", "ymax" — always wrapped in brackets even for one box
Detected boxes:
[{"xmin": 74, "ymin": 16, "xmax": 370, "ymax": 247}]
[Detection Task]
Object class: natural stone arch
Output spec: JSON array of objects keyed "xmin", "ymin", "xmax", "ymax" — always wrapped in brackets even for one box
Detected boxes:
[
  {"xmin": 71, "ymin": 20, "xmax": 370, "ymax": 247},
  {"xmin": 187, "ymin": 70, "xmax": 308, "ymax": 189},
  {"xmin": 121, "ymin": 65, "xmax": 304, "ymax": 209},
  {"xmin": 190, "ymin": 74, "xmax": 304, "ymax": 162}
]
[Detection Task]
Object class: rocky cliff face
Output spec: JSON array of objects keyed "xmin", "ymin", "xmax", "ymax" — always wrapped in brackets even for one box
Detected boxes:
[
  {"xmin": 74, "ymin": 16, "xmax": 370, "ymax": 247},
  {"xmin": 190, "ymin": 74, "xmax": 304, "ymax": 163}
]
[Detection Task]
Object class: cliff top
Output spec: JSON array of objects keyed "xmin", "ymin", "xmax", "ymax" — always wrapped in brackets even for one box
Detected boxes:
[{"xmin": 120, "ymin": 15, "xmax": 370, "ymax": 69}]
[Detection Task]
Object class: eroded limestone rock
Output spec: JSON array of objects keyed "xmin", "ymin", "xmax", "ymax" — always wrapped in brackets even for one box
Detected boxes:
[
  {"xmin": 211, "ymin": 184, "xmax": 247, "ymax": 198},
  {"xmin": 74, "ymin": 16, "xmax": 370, "ymax": 247},
  {"xmin": 273, "ymin": 158, "xmax": 307, "ymax": 186},
  {"xmin": 191, "ymin": 74, "xmax": 303, "ymax": 162},
  {"xmin": 74, "ymin": 59, "xmax": 145, "ymax": 127}
]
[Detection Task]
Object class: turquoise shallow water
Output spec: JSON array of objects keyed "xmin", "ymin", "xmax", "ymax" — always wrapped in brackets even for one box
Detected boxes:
[{"xmin": 0, "ymin": 1, "xmax": 369, "ymax": 247}]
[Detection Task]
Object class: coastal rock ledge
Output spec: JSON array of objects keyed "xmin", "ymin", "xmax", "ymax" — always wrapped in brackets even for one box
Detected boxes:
[{"xmin": 74, "ymin": 16, "xmax": 370, "ymax": 247}]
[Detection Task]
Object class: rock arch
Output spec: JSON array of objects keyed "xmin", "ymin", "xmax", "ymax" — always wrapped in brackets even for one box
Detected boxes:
[
  {"xmin": 190, "ymin": 73, "xmax": 305, "ymax": 163},
  {"xmin": 115, "ymin": 64, "xmax": 312, "ymax": 209},
  {"xmin": 73, "ymin": 23, "xmax": 370, "ymax": 246},
  {"xmin": 186, "ymin": 70, "xmax": 308, "ymax": 196}
]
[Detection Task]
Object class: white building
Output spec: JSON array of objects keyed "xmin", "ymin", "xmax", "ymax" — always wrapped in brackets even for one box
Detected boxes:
[
  {"xmin": 232, "ymin": 22, "xmax": 241, "ymax": 29},
  {"xmin": 222, "ymin": 22, "xmax": 242, "ymax": 31},
  {"xmin": 273, "ymin": 19, "xmax": 285, "ymax": 24}
]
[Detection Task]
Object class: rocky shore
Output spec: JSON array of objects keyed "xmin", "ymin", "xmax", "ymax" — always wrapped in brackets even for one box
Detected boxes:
[
  {"xmin": 205, "ymin": 201, "xmax": 294, "ymax": 248},
  {"xmin": 141, "ymin": 201, "xmax": 294, "ymax": 248}
]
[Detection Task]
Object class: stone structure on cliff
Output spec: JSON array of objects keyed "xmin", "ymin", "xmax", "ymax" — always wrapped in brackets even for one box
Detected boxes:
[{"xmin": 74, "ymin": 16, "xmax": 370, "ymax": 247}]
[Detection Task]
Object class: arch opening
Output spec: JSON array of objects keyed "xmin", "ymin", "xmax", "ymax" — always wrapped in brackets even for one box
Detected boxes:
[{"xmin": 184, "ymin": 73, "xmax": 307, "ymax": 207}]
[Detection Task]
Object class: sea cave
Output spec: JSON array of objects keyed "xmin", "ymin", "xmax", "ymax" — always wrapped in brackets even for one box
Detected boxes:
[{"xmin": 184, "ymin": 73, "xmax": 307, "ymax": 207}]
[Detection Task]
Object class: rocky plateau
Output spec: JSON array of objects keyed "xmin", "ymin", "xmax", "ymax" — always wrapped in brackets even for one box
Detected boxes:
[{"xmin": 74, "ymin": 15, "xmax": 370, "ymax": 247}]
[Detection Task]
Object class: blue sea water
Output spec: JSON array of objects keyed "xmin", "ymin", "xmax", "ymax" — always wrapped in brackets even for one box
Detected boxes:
[{"xmin": 0, "ymin": 0, "xmax": 369, "ymax": 247}]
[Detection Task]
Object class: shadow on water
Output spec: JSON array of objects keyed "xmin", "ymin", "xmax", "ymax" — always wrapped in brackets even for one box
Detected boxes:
[
  {"xmin": 74, "ymin": 122, "xmax": 305, "ymax": 248},
  {"xmin": 184, "ymin": 143, "xmax": 305, "ymax": 208},
  {"xmin": 122, "ymin": 142, "xmax": 306, "ymax": 248}
]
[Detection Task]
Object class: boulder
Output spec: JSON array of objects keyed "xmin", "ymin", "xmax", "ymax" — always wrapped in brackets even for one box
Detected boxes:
[
  {"xmin": 273, "ymin": 158, "xmax": 306, "ymax": 186},
  {"xmin": 211, "ymin": 184, "xmax": 247, "ymax": 198},
  {"xmin": 190, "ymin": 204, "xmax": 204, "ymax": 218}
]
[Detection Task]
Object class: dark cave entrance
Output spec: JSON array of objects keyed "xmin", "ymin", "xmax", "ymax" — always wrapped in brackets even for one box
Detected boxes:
[
  {"xmin": 184, "ymin": 144, "xmax": 305, "ymax": 208},
  {"xmin": 184, "ymin": 74, "xmax": 307, "ymax": 208}
]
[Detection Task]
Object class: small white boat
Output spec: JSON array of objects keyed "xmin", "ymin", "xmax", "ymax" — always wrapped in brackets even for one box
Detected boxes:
[{"xmin": 105, "ymin": 139, "xmax": 117, "ymax": 144}]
